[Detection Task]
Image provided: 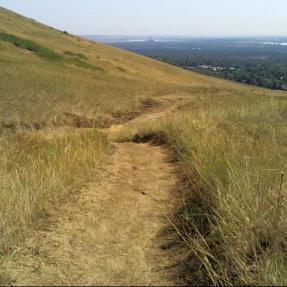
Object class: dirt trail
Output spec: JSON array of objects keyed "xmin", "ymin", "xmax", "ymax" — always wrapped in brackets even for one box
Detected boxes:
[
  {"xmin": 4, "ymin": 94, "xmax": 187, "ymax": 286},
  {"xmin": 108, "ymin": 93, "xmax": 189, "ymax": 134},
  {"xmin": 6, "ymin": 143, "xmax": 182, "ymax": 286},
  {"xmin": 39, "ymin": 93, "xmax": 190, "ymax": 140}
]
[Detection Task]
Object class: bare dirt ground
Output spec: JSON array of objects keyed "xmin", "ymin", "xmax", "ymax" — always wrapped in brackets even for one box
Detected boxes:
[{"xmin": 4, "ymin": 94, "xmax": 188, "ymax": 286}]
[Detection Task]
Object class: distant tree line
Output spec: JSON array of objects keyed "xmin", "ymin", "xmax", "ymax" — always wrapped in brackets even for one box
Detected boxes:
[{"xmin": 114, "ymin": 40, "xmax": 287, "ymax": 91}]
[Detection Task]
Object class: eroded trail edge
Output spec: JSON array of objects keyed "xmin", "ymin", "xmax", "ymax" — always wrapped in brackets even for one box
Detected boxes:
[{"xmin": 5, "ymin": 123, "xmax": 186, "ymax": 285}]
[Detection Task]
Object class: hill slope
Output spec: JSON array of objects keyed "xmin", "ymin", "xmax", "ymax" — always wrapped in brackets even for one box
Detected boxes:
[
  {"xmin": 1, "ymin": 6, "xmax": 287, "ymax": 286},
  {"xmin": 0, "ymin": 6, "xmax": 202, "ymax": 130},
  {"xmin": 0, "ymin": 6, "xmax": 283, "ymax": 131}
]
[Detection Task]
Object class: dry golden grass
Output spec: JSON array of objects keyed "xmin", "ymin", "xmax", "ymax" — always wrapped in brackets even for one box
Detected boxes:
[
  {"xmin": 2, "ymin": 6, "xmax": 287, "ymax": 286},
  {"xmin": 163, "ymin": 99, "xmax": 287, "ymax": 285},
  {"xmin": 0, "ymin": 129, "xmax": 110, "ymax": 255}
]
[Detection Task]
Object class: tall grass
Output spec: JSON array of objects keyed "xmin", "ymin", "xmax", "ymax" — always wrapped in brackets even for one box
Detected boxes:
[
  {"xmin": 159, "ymin": 96, "xmax": 287, "ymax": 285},
  {"xmin": 0, "ymin": 129, "xmax": 111, "ymax": 254}
]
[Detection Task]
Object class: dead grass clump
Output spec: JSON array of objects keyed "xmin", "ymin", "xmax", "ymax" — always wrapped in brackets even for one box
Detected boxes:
[{"xmin": 63, "ymin": 112, "xmax": 117, "ymax": 128}]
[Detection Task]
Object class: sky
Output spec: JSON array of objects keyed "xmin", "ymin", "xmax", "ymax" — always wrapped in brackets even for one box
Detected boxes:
[{"xmin": 0, "ymin": 0, "xmax": 286, "ymax": 37}]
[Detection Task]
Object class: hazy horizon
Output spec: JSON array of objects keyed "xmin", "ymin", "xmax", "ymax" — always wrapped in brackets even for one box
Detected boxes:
[
  {"xmin": 85, "ymin": 34, "xmax": 287, "ymax": 39},
  {"xmin": 0, "ymin": 0, "xmax": 287, "ymax": 37}
]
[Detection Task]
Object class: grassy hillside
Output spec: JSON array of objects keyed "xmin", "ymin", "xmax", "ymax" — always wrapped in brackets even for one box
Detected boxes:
[
  {"xmin": 0, "ymin": 6, "xmax": 213, "ymax": 131},
  {"xmin": 0, "ymin": 6, "xmax": 284, "ymax": 131},
  {"xmin": 1, "ymin": 6, "xmax": 287, "ymax": 286}
]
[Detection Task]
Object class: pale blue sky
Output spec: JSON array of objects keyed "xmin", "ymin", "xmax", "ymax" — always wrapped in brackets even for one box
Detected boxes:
[{"xmin": 0, "ymin": 0, "xmax": 286, "ymax": 36}]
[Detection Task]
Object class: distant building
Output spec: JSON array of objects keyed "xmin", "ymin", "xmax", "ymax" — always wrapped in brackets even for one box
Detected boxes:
[
  {"xmin": 199, "ymin": 65, "xmax": 210, "ymax": 69},
  {"xmin": 281, "ymin": 84, "xmax": 287, "ymax": 91}
]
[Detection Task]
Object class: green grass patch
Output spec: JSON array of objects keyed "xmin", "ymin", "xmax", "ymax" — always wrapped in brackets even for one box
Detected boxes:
[
  {"xmin": 0, "ymin": 32, "xmax": 63, "ymax": 62},
  {"xmin": 64, "ymin": 50, "xmax": 88, "ymax": 60},
  {"xmin": 0, "ymin": 32, "xmax": 102, "ymax": 72},
  {"xmin": 71, "ymin": 57, "xmax": 103, "ymax": 71},
  {"xmin": 63, "ymin": 50, "xmax": 102, "ymax": 71}
]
